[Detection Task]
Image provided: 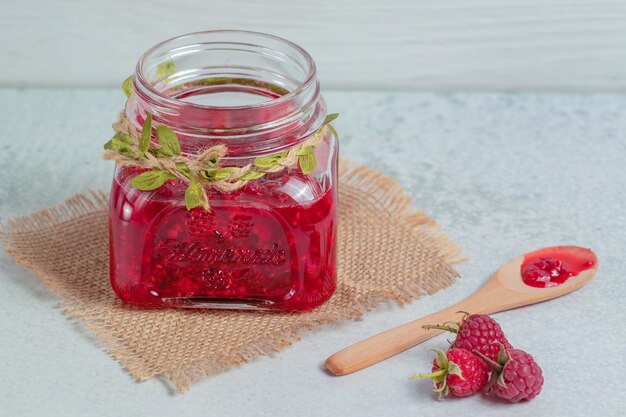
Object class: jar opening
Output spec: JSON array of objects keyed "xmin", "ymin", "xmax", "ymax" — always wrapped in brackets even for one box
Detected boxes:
[
  {"xmin": 127, "ymin": 30, "xmax": 324, "ymax": 146},
  {"xmin": 138, "ymin": 30, "xmax": 316, "ymax": 108}
]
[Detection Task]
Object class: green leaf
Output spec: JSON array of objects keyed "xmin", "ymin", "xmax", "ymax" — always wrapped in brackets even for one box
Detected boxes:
[
  {"xmin": 200, "ymin": 167, "xmax": 239, "ymax": 181},
  {"xmin": 113, "ymin": 131, "xmax": 133, "ymax": 144},
  {"xmin": 322, "ymin": 113, "xmax": 339, "ymax": 126},
  {"xmin": 206, "ymin": 156, "xmax": 220, "ymax": 168},
  {"xmin": 156, "ymin": 60, "xmax": 176, "ymax": 79},
  {"xmin": 296, "ymin": 145, "xmax": 314, "ymax": 156},
  {"xmin": 128, "ymin": 169, "xmax": 176, "ymax": 190},
  {"xmin": 185, "ymin": 179, "xmax": 208, "ymax": 210},
  {"xmin": 240, "ymin": 170, "xmax": 266, "ymax": 181},
  {"xmin": 155, "ymin": 125, "xmax": 181, "ymax": 156},
  {"xmin": 122, "ymin": 76, "xmax": 133, "ymax": 98},
  {"xmin": 254, "ymin": 151, "xmax": 288, "ymax": 168},
  {"xmin": 327, "ymin": 124, "xmax": 338, "ymax": 139},
  {"xmin": 321, "ymin": 113, "xmax": 339, "ymax": 138},
  {"xmin": 176, "ymin": 162, "xmax": 191, "ymax": 179},
  {"xmin": 298, "ymin": 152, "xmax": 317, "ymax": 174},
  {"xmin": 138, "ymin": 113, "xmax": 152, "ymax": 156},
  {"xmin": 103, "ymin": 133, "xmax": 138, "ymax": 158}
]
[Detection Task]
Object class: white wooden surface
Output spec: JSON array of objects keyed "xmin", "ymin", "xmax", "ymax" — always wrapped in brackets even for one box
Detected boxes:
[
  {"xmin": 2, "ymin": 0, "xmax": 626, "ymax": 92},
  {"xmin": 2, "ymin": 88, "xmax": 626, "ymax": 416}
]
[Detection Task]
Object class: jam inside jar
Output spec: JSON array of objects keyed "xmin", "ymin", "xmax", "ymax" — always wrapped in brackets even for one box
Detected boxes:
[{"xmin": 108, "ymin": 31, "xmax": 338, "ymax": 311}]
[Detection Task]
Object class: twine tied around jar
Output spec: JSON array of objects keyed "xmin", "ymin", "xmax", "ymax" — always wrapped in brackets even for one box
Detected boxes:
[{"xmin": 103, "ymin": 94, "xmax": 338, "ymax": 211}]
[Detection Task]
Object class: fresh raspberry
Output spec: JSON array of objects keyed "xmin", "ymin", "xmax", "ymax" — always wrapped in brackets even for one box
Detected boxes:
[
  {"xmin": 411, "ymin": 348, "xmax": 489, "ymax": 398},
  {"xmin": 475, "ymin": 345, "xmax": 544, "ymax": 402},
  {"xmin": 424, "ymin": 313, "xmax": 513, "ymax": 361}
]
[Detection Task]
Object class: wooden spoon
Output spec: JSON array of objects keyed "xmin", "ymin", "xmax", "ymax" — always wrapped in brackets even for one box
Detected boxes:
[{"xmin": 325, "ymin": 246, "xmax": 597, "ymax": 376}]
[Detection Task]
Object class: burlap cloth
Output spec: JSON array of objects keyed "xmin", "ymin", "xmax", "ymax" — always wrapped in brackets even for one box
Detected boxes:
[{"xmin": 0, "ymin": 161, "xmax": 463, "ymax": 391}]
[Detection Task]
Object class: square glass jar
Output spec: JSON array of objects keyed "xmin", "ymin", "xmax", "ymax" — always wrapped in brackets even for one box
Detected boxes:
[{"xmin": 108, "ymin": 31, "xmax": 338, "ymax": 311}]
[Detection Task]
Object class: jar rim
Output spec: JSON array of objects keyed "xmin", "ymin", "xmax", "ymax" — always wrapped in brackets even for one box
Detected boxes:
[{"xmin": 134, "ymin": 29, "xmax": 317, "ymax": 112}]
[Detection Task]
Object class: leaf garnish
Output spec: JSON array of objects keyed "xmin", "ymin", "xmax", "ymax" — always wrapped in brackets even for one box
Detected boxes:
[
  {"xmin": 129, "ymin": 169, "xmax": 176, "ymax": 190},
  {"xmin": 155, "ymin": 125, "xmax": 181, "ymax": 156}
]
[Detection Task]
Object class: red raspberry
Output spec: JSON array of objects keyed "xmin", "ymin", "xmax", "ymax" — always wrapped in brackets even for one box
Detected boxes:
[
  {"xmin": 475, "ymin": 345, "xmax": 544, "ymax": 402},
  {"xmin": 411, "ymin": 348, "xmax": 489, "ymax": 398},
  {"xmin": 424, "ymin": 313, "xmax": 513, "ymax": 361}
]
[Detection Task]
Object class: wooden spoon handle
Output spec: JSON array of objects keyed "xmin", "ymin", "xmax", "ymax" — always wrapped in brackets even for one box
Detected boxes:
[{"xmin": 325, "ymin": 300, "xmax": 485, "ymax": 376}]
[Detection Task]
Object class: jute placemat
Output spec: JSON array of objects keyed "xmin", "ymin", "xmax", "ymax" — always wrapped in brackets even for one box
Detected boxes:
[{"xmin": 0, "ymin": 161, "xmax": 463, "ymax": 391}]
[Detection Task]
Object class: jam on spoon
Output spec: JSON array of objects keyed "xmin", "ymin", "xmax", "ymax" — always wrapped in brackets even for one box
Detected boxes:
[{"xmin": 520, "ymin": 247, "xmax": 596, "ymax": 288}]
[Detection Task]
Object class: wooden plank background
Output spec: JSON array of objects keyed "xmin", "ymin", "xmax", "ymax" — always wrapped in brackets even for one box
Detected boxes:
[{"xmin": 2, "ymin": 0, "xmax": 626, "ymax": 91}]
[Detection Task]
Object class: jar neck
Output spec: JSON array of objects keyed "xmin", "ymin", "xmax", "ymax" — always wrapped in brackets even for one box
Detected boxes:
[{"xmin": 125, "ymin": 30, "xmax": 327, "ymax": 157}]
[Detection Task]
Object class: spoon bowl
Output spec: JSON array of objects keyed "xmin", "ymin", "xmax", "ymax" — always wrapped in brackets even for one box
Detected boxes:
[{"xmin": 325, "ymin": 245, "xmax": 597, "ymax": 376}]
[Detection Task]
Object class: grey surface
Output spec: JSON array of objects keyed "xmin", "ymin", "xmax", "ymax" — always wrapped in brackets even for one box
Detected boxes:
[{"xmin": 0, "ymin": 89, "xmax": 625, "ymax": 416}]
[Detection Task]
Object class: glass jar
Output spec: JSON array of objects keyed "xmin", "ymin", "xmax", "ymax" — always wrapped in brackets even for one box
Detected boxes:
[{"xmin": 108, "ymin": 31, "xmax": 338, "ymax": 311}]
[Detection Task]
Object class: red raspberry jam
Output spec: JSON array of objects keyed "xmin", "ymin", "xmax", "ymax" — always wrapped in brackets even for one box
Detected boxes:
[
  {"xmin": 521, "ymin": 247, "xmax": 596, "ymax": 288},
  {"xmin": 110, "ymin": 163, "xmax": 337, "ymax": 311},
  {"xmin": 107, "ymin": 31, "xmax": 338, "ymax": 311}
]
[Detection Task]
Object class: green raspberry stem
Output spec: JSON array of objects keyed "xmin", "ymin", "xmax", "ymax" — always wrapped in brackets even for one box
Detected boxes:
[{"xmin": 409, "ymin": 368, "xmax": 447, "ymax": 380}]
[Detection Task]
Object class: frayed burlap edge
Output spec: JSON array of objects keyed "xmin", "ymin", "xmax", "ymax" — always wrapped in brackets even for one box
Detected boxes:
[{"xmin": 0, "ymin": 160, "xmax": 465, "ymax": 391}]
